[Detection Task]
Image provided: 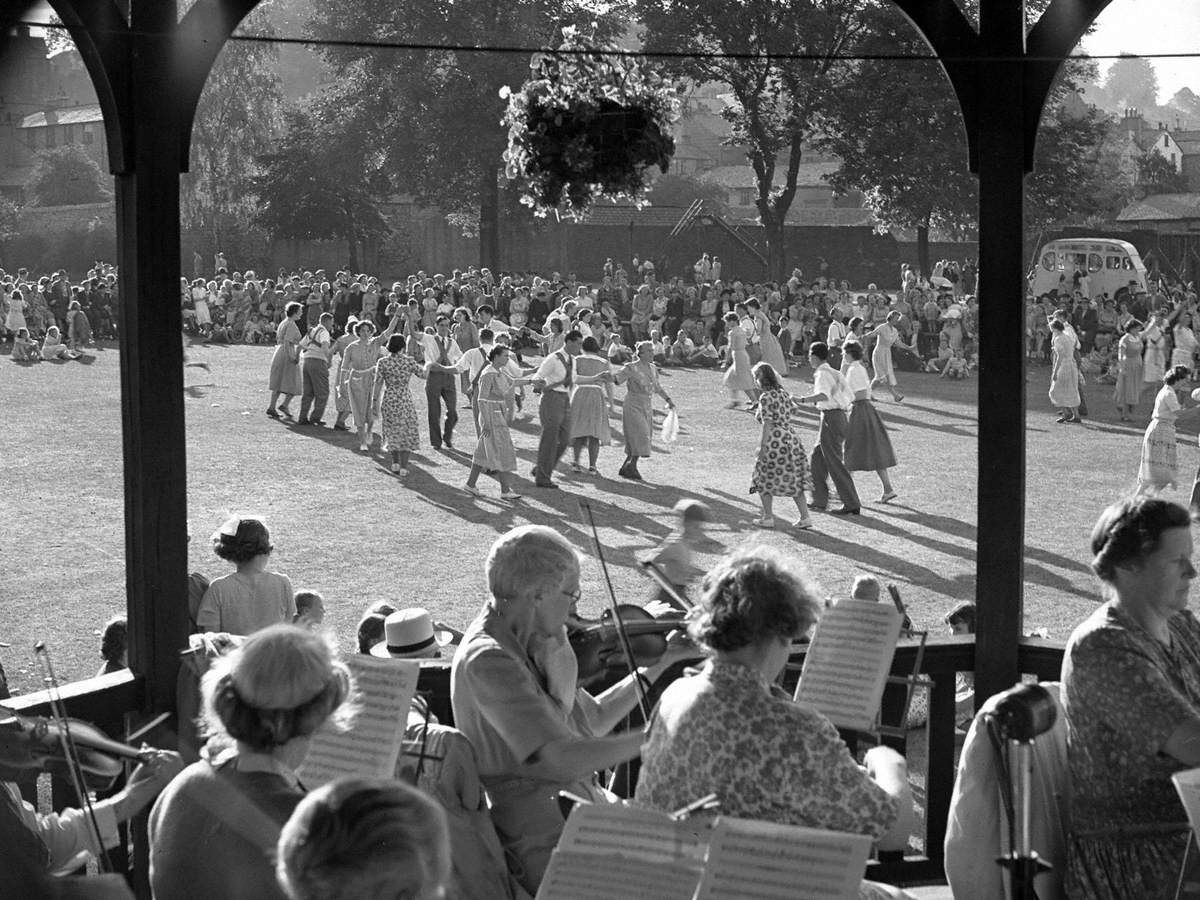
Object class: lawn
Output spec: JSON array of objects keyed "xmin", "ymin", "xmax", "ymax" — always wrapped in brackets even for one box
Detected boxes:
[{"xmin": 0, "ymin": 340, "xmax": 1184, "ymax": 694}]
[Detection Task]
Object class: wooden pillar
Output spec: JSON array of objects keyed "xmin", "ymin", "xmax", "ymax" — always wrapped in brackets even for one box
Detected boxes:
[
  {"xmin": 117, "ymin": 0, "xmax": 189, "ymax": 717},
  {"xmin": 973, "ymin": 0, "xmax": 1027, "ymax": 704}
]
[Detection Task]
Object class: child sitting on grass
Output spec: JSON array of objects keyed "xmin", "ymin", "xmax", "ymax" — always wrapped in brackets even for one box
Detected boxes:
[
  {"xmin": 293, "ymin": 591, "xmax": 326, "ymax": 629},
  {"xmin": 41, "ymin": 326, "xmax": 79, "ymax": 360},
  {"xmin": 666, "ymin": 330, "xmax": 695, "ymax": 366},
  {"xmin": 11, "ymin": 327, "xmax": 37, "ymax": 362},
  {"xmin": 942, "ymin": 348, "xmax": 968, "ymax": 379}
]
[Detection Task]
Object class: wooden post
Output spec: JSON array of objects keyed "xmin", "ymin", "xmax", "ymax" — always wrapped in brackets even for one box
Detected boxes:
[
  {"xmin": 973, "ymin": 0, "xmax": 1027, "ymax": 705},
  {"xmin": 117, "ymin": 0, "xmax": 189, "ymax": 716}
]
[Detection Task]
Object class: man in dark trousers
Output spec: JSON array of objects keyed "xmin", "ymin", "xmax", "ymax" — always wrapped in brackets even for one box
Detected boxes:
[
  {"xmin": 530, "ymin": 330, "xmax": 610, "ymax": 488},
  {"xmin": 800, "ymin": 341, "xmax": 862, "ymax": 515},
  {"xmin": 420, "ymin": 315, "xmax": 463, "ymax": 450}
]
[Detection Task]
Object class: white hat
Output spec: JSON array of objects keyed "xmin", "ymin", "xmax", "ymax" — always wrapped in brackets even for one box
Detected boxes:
[{"xmin": 370, "ymin": 608, "xmax": 452, "ymax": 659}]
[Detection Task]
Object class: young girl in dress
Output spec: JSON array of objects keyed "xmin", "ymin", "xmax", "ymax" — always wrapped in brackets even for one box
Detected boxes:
[
  {"xmin": 11, "ymin": 327, "xmax": 37, "ymax": 361},
  {"xmin": 40, "ymin": 326, "xmax": 78, "ymax": 360}
]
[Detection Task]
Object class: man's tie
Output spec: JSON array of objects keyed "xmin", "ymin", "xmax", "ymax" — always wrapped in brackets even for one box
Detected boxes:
[
  {"xmin": 560, "ymin": 352, "xmax": 573, "ymax": 389},
  {"xmin": 438, "ymin": 337, "xmax": 450, "ymax": 366}
]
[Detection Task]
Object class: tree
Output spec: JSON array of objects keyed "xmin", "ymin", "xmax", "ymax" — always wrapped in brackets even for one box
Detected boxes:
[
  {"xmin": 308, "ymin": 0, "xmax": 624, "ymax": 271},
  {"xmin": 1135, "ymin": 150, "xmax": 1189, "ymax": 195},
  {"xmin": 182, "ymin": 8, "xmax": 285, "ymax": 258},
  {"xmin": 26, "ymin": 146, "xmax": 111, "ymax": 206},
  {"xmin": 820, "ymin": 4, "xmax": 1113, "ymax": 273},
  {"xmin": 1104, "ymin": 55, "xmax": 1159, "ymax": 112},
  {"xmin": 0, "ymin": 197, "xmax": 18, "ymax": 244},
  {"xmin": 646, "ymin": 174, "xmax": 728, "ymax": 209},
  {"xmin": 637, "ymin": 0, "xmax": 871, "ymax": 279},
  {"xmin": 252, "ymin": 88, "xmax": 390, "ymax": 271}
]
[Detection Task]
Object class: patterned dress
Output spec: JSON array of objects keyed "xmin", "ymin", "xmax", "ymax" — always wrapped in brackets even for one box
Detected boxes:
[
  {"xmin": 1062, "ymin": 604, "xmax": 1200, "ymax": 899},
  {"xmin": 1139, "ymin": 385, "xmax": 1180, "ymax": 490},
  {"xmin": 751, "ymin": 387, "xmax": 813, "ymax": 497},
  {"xmin": 472, "ymin": 368, "xmax": 517, "ymax": 473},
  {"xmin": 635, "ymin": 659, "xmax": 901, "ymax": 900},
  {"xmin": 375, "ymin": 353, "xmax": 420, "ymax": 452}
]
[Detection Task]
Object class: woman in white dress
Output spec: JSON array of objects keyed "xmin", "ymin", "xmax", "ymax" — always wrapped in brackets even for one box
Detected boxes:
[
  {"xmin": 722, "ymin": 312, "xmax": 757, "ymax": 408},
  {"xmin": 1172, "ymin": 312, "xmax": 1197, "ymax": 372},
  {"xmin": 747, "ymin": 298, "xmax": 787, "ymax": 377},
  {"xmin": 341, "ymin": 316, "xmax": 400, "ymax": 451},
  {"xmin": 865, "ymin": 311, "xmax": 917, "ymax": 402},
  {"xmin": 4, "ymin": 289, "xmax": 27, "ymax": 338},
  {"xmin": 1143, "ymin": 311, "xmax": 1168, "ymax": 387},
  {"xmin": 1048, "ymin": 320, "xmax": 1081, "ymax": 423},
  {"xmin": 1138, "ymin": 366, "xmax": 1198, "ymax": 492}
]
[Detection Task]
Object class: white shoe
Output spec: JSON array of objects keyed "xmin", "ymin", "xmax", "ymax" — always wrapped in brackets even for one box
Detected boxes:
[
  {"xmin": 399, "ymin": 467, "xmax": 410, "ymax": 477},
  {"xmin": 390, "ymin": 463, "xmax": 401, "ymax": 474},
  {"xmin": 464, "ymin": 484, "xmax": 483, "ymax": 498},
  {"xmin": 750, "ymin": 516, "xmax": 775, "ymax": 528},
  {"xmin": 359, "ymin": 443, "xmax": 369, "ymax": 452}
]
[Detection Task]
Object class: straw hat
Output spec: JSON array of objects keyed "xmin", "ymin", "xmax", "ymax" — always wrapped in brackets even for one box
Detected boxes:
[{"xmin": 370, "ymin": 609, "xmax": 452, "ymax": 659}]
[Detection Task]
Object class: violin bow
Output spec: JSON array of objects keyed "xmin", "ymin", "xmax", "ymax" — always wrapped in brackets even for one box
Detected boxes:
[
  {"xmin": 577, "ymin": 499, "xmax": 651, "ymax": 721},
  {"xmin": 34, "ymin": 642, "xmax": 114, "ymax": 874},
  {"xmin": 638, "ymin": 559, "xmax": 693, "ymax": 611}
]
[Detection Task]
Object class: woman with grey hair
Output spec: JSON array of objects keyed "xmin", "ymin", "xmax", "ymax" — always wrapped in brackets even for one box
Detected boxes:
[
  {"xmin": 635, "ymin": 548, "xmax": 915, "ymax": 866},
  {"xmin": 149, "ymin": 625, "xmax": 355, "ymax": 900},
  {"xmin": 451, "ymin": 524, "xmax": 691, "ymax": 894},
  {"xmin": 613, "ymin": 340, "xmax": 675, "ymax": 480}
]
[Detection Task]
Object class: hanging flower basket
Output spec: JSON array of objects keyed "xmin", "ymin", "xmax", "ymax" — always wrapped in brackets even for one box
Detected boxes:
[{"xmin": 501, "ymin": 29, "xmax": 681, "ymax": 219}]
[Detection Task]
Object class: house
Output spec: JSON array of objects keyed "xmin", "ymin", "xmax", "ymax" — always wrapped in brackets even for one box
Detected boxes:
[
  {"xmin": 0, "ymin": 25, "xmax": 103, "ymax": 201},
  {"xmin": 1112, "ymin": 108, "xmax": 1185, "ymax": 184},
  {"xmin": 1116, "ymin": 193, "xmax": 1200, "ymax": 232}
]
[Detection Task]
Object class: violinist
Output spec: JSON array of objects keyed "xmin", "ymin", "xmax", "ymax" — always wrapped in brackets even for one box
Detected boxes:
[
  {"xmin": 634, "ymin": 547, "xmax": 916, "ymax": 898},
  {"xmin": 451, "ymin": 525, "xmax": 692, "ymax": 895},
  {"xmin": 1, "ymin": 707, "xmax": 182, "ymax": 876}
]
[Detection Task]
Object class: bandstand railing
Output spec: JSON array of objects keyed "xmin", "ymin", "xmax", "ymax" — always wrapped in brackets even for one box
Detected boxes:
[{"xmin": 9, "ymin": 638, "xmax": 1066, "ymax": 894}]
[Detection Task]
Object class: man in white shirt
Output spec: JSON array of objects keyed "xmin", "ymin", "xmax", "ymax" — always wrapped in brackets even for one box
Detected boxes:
[
  {"xmin": 421, "ymin": 315, "xmax": 464, "ymax": 450},
  {"xmin": 476, "ymin": 304, "xmax": 511, "ymax": 335},
  {"xmin": 298, "ymin": 312, "xmax": 335, "ymax": 426},
  {"xmin": 826, "ymin": 315, "xmax": 849, "ymax": 370},
  {"xmin": 800, "ymin": 341, "xmax": 862, "ymax": 515}
]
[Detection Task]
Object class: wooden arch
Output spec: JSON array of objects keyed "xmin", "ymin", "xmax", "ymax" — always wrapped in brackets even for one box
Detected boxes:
[{"xmin": 3, "ymin": 0, "xmax": 1119, "ymax": 713}]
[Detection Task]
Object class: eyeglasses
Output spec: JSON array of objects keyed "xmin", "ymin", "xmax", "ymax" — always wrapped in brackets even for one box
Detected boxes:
[{"xmin": 561, "ymin": 586, "xmax": 582, "ymax": 605}]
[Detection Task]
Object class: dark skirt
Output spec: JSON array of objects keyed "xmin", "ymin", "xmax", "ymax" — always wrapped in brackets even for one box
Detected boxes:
[{"xmin": 844, "ymin": 399, "xmax": 896, "ymax": 471}]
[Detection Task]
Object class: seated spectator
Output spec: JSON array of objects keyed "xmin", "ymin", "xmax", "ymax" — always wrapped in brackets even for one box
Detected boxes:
[
  {"xmin": 649, "ymin": 329, "xmax": 667, "ymax": 365},
  {"xmin": 666, "ymin": 330, "xmax": 695, "ymax": 366},
  {"xmin": 275, "ymin": 778, "xmax": 451, "ymax": 900},
  {"xmin": 635, "ymin": 547, "xmax": 916, "ymax": 866},
  {"xmin": 689, "ymin": 336, "xmax": 720, "ymax": 368},
  {"xmin": 11, "ymin": 328, "xmax": 37, "ymax": 362},
  {"xmin": 607, "ymin": 331, "xmax": 633, "ymax": 364},
  {"xmin": 355, "ymin": 601, "xmax": 396, "ymax": 654},
  {"xmin": 149, "ymin": 624, "xmax": 355, "ymax": 900},
  {"xmin": 196, "ymin": 516, "xmax": 296, "ymax": 635},
  {"xmin": 292, "ymin": 591, "xmax": 325, "ymax": 630},
  {"xmin": 945, "ymin": 601, "xmax": 977, "ymax": 730},
  {"xmin": 98, "ymin": 614, "xmax": 128, "ymax": 675},
  {"xmin": 850, "ymin": 574, "xmax": 882, "ymax": 602},
  {"xmin": 943, "ymin": 349, "xmax": 968, "ymax": 379},
  {"xmin": 40, "ymin": 326, "xmax": 78, "ymax": 360}
]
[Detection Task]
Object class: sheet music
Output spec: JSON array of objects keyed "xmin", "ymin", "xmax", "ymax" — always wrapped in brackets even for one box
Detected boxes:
[
  {"xmin": 297, "ymin": 654, "xmax": 419, "ymax": 787},
  {"xmin": 535, "ymin": 803, "xmax": 705, "ymax": 900},
  {"xmin": 696, "ymin": 817, "xmax": 872, "ymax": 900},
  {"xmin": 1173, "ymin": 767, "xmax": 1200, "ymax": 840},
  {"xmin": 794, "ymin": 600, "xmax": 903, "ymax": 732}
]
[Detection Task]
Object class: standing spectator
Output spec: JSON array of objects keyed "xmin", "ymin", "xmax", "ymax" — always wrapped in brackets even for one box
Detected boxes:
[{"xmin": 1112, "ymin": 319, "xmax": 1145, "ymax": 422}]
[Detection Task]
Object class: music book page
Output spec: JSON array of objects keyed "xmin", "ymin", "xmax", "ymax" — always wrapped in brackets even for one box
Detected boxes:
[
  {"xmin": 1173, "ymin": 767, "xmax": 1200, "ymax": 840},
  {"xmin": 794, "ymin": 600, "xmax": 903, "ymax": 732},
  {"xmin": 696, "ymin": 817, "xmax": 872, "ymax": 900},
  {"xmin": 535, "ymin": 803, "xmax": 705, "ymax": 900},
  {"xmin": 298, "ymin": 654, "xmax": 419, "ymax": 788}
]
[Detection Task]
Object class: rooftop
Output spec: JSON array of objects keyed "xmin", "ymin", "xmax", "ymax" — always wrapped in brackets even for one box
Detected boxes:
[
  {"xmin": 1116, "ymin": 193, "xmax": 1200, "ymax": 222},
  {"xmin": 19, "ymin": 104, "xmax": 104, "ymax": 129}
]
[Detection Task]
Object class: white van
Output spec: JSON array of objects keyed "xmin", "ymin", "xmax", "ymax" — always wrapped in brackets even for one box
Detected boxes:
[{"xmin": 1029, "ymin": 238, "xmax": 1149, "ymax": 300}]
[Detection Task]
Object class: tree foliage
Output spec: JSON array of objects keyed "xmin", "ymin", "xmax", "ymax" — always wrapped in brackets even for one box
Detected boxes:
[
  {"xmin": 307, "ymin": 0, "xmax": 624, "ymax": 269},
  {"xmin": 636, "ymin": 0, "xmax": 873, "ymax": 279},
  {"xmin": 182, "ymin": 8, "xmax": 285, "ymax": 256},
  {"xmin": 252, "ymin": 85, "xmax": 390, "ymax": 271},
  {"xmin": 1104, "ymin": 55, "xmax": 1160, "ymax": 112},
  {"xmin": 0, "ymin": 196, "xmax": 19, "ymax": 244},
  {"xmin": 26, "ymin": 146, "xmax": 112, "ymax": 206},
  {"xmin": 1135, "ymin": 150, "xmax": 1189, "ymax": 195}
]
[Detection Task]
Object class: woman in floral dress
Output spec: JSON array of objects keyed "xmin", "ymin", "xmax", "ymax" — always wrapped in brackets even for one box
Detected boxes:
[
  {"xmin": 1062, "ymin": 496, "xmax": 1200, "ymax": 899},
  {"xmin": 372, "ymin": 334, "xmax": 423, "ymax": 475},
  {"xmin": 1112, "ymin": 319, "xmax": 1145, "ymax": 421},
  {"xmin": 464, "ymin": 346, "xmax": 528, "ymax": 502},
  {"xmin": 635, "ymin": 547, "xmax": 915, "ymax": 900},
  {"xmin": 614, "ymin": 341, "xmax": 674, "ymax": 481},
  {"xmin": 748, "ymin": 362, "xmax": 813, "ymax": 529},
  {"xmin": 266, "ymin": 301, "xmax": 304, "ymax": 419}
]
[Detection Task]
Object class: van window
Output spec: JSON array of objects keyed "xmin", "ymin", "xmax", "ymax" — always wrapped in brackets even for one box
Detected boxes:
[
  {"xmin": 1041, "ymin": 252, "xmax": 1056, "ymax": 272},
  {"xmin": 1122, "ymin": 258, "xmax": 1133, "ymax": 270},
  {"xmin": 1107, "ymin": 256, "xmax": 1122, "ymax": 269},
  {"xmin": 1088, "ymin": 253, "xmax": 1103, "ymax": 272}
]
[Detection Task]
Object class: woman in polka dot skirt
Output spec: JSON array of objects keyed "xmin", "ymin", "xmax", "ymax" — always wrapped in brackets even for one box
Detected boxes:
[{"xmin": 749, "ymin": 362, "xmax": 814, "ymax": 530}]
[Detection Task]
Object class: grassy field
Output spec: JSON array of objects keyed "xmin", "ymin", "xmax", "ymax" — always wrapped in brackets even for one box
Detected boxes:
[{"xmin": 0, "ymin": 339, "xmax": 1186, "ymax": 694}]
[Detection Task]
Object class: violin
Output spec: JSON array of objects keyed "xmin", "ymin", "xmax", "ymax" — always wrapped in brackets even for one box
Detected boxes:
[
  {"xmin": 0, "ymin": 711, "xmax": 151, "ymax": 791},
  {"xmin": 568, "ymin": 604, "xmax": 685, "ymax": 684}
]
